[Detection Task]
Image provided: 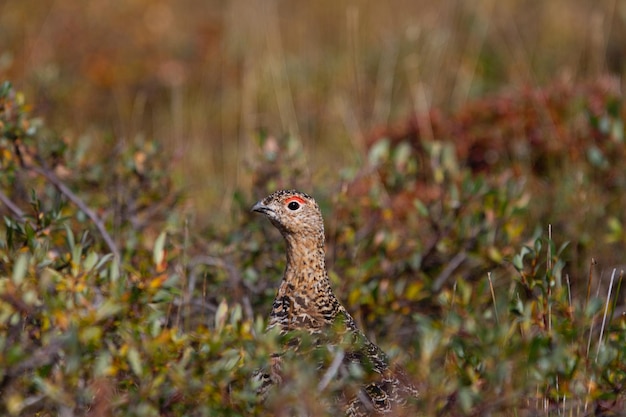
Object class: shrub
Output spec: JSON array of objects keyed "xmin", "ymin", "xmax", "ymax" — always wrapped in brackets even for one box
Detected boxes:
[{"xmin": 1, "ymin": 79, "xmax": 626, "ymax": 415}]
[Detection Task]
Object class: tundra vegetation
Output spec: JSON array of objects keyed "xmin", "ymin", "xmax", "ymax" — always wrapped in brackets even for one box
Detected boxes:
[{"xmin": 0, "ymin": 1, "xmax": 625, "ymax": 415}]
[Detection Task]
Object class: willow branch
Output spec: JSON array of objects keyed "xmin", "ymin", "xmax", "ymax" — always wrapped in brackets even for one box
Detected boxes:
[
  {"xmin": 0, "ymin": 189, "xmax": 25, "ymax": 220},
  {"xmin": 31, "ymin": 166, "xmax": 120, "ymax": 261}
]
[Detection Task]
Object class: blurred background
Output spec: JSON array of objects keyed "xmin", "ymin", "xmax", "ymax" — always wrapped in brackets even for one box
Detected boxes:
[{"xmin": 1, "ymin": 0, "xmax": 625, "ymax": 225}]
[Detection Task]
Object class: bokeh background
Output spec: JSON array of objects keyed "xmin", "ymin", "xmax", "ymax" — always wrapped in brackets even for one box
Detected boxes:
[{"xmin": 2, "ymin": 0, "xmax": 624, "ymax": 223}]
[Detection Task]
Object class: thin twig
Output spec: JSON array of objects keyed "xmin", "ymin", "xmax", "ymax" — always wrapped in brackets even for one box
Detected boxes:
[
  {"xmin": 433, "ymin": 251, "xmax": 467, "ymax": 291},
  {"xmin": 547, "ymin": 224, "xmax": 552, "ymax": 333},
  {"xmin": 586, "ymin": 272, "xmax": 604, "ymax": 358},
  {"xmin": 608, "ymin": 270, "xmax": 624, "ymax": 330},
  {"xmin": 547, "ymin": 224, "xmax": 552, "ymax": 271},
  {"xmin": 596, "ymin": 269, "xmax": 617, "ymax": 362},
  {"xmin": 317, "ymin": 349, "xmax": 345, "ymax": 392},
  {"xmin": 565, "ymin": 274, "xmax": 572, "ymax": 309},
  {"xmin": 585, "ymin": 258, "xmax": 597, "ymax": 310},
  {"xmin": 488, "ymin": 272, "xmax": 499, "ymax": 325},
  {"xmin": 0, "ymin": 189, "xmax": 25, "ymax": 219}
]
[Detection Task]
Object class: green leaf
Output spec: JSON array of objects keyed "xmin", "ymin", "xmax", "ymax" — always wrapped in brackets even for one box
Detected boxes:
[
  {"xmin": 83, "ymin": 251, "xmax": 98, "ymax": 271},
  {"xmin": 95, "ymin": 298, "xmax": 123, "ymax": 322},
  {"xmin": 368, "ymin": 139, "xmax": 390, "ymax": 166},
  {"xmin": 612, "ymin": 118, "xmax": 624, "ymax": 142},
  {"xmin": 413, "ymin": 199, "xmax": 428, "ymax": 217},
  {"xmin": 94, "ymin": 253, "xmax": 114, "ymax": 271},
  {"xmin": 127, "ymin": 347, "xmax": 143, "ymax": 377},
  {"xmin": 215, "ymin": 299, "xmax": 228, "ymax": 332},
  {"xmin": 94, "ymin": 352, "xmax": 112, "ymax": 377},
  {"xmin": 393, "ymin": 141, "xmax": 412, "ymax": 170},
  {"xmin": 0, "ymin": 81, "xmax": 12, "ymax": 97},
  {"xmin": 64, "ymin": 223, "xmax": 75, "ymax": 251},
  {"xmin": 510, "ymin": 293, "xmax": 524, "ymax": 315},
  {"xmin": 153, "ymin": 231, "xmax": 167, "ymax": 267},
  {"xmin": 79, "ymin": 326, "xmax": 103, "ymax": 346},
  {"xmin": 12, "ymin": 253, "xmax": 28, "ymax": 285},
  {"xmin": 24, "ymin": 221, "xmax": 35, "ymax": 246},
  {"xmin": 587, "ymin": 145, "xmax": 608, "ymax": 169},
  {"xmin": 109, "ymin": 258, "xmax": 120, "ymax": 283},
  {"xmin": 71, "ymin": 244, "xmax": 82, "ymax": 276},
  {"xmin": 6, "ymin": 344, "xmax": 24, "ymax": 365}
]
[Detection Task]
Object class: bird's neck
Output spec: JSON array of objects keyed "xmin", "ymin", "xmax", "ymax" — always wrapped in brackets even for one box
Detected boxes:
[
  {"xmin": 282, "ymin": 233, "xmax": 333, "ymax": 292},
  {"xmin": 269, "ymin": 232, "xmax": 346, "ymax": 332}
]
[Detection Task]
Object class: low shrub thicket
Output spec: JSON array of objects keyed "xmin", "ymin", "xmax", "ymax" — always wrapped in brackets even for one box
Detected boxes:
[{"xmin": 1, "ymin": 80, "xmax": 625, "ymax": 415}]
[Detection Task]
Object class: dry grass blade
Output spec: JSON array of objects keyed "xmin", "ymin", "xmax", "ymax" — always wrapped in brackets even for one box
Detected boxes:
[
  {"xmin": 488, "ymin": 272, "xmax": 499, "ymax": 325},
  {"xmin": 596, "ymin": 268, "xmax": 617, "ymax": 362},
  {"xmin": 585, "ymin": 258, "xmax": 597, "ymax": 310}
]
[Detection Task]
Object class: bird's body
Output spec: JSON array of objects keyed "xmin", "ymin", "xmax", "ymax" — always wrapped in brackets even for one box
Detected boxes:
[{"xmin": 252, "ymin": 189, "xmax": 417, "ymax": 415}]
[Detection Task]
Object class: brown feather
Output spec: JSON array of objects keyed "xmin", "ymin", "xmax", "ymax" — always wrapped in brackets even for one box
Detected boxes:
[{"xmin": 253, "ymin": 189, "xmax": 418, "ymax": 415}]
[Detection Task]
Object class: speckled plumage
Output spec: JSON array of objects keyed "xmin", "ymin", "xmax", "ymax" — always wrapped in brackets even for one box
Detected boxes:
[{"xmin": 252, "ymin": 189, "xmax": 417, "ymax": 415}]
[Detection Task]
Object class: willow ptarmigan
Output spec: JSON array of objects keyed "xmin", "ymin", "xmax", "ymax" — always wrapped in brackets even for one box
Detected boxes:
[{"xmin": 252, "ymin": 189, "xmax": 417, "ymax": 416}]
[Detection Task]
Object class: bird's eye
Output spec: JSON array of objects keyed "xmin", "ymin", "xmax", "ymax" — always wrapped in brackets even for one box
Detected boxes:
[{"xmin": 287, "ymin": 201, "xmax": 300, "ymax": 211}]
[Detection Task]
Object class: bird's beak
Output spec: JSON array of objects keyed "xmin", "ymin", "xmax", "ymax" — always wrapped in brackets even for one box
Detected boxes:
[{"xmin": 251, "ymin": 200, "xmax": 272, "ymax": 214}]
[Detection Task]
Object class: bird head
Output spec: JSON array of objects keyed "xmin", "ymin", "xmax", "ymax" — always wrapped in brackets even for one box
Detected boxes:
[{"xmin": 251, "ymin": 189, "xmax": 324, "ymax": 237}]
